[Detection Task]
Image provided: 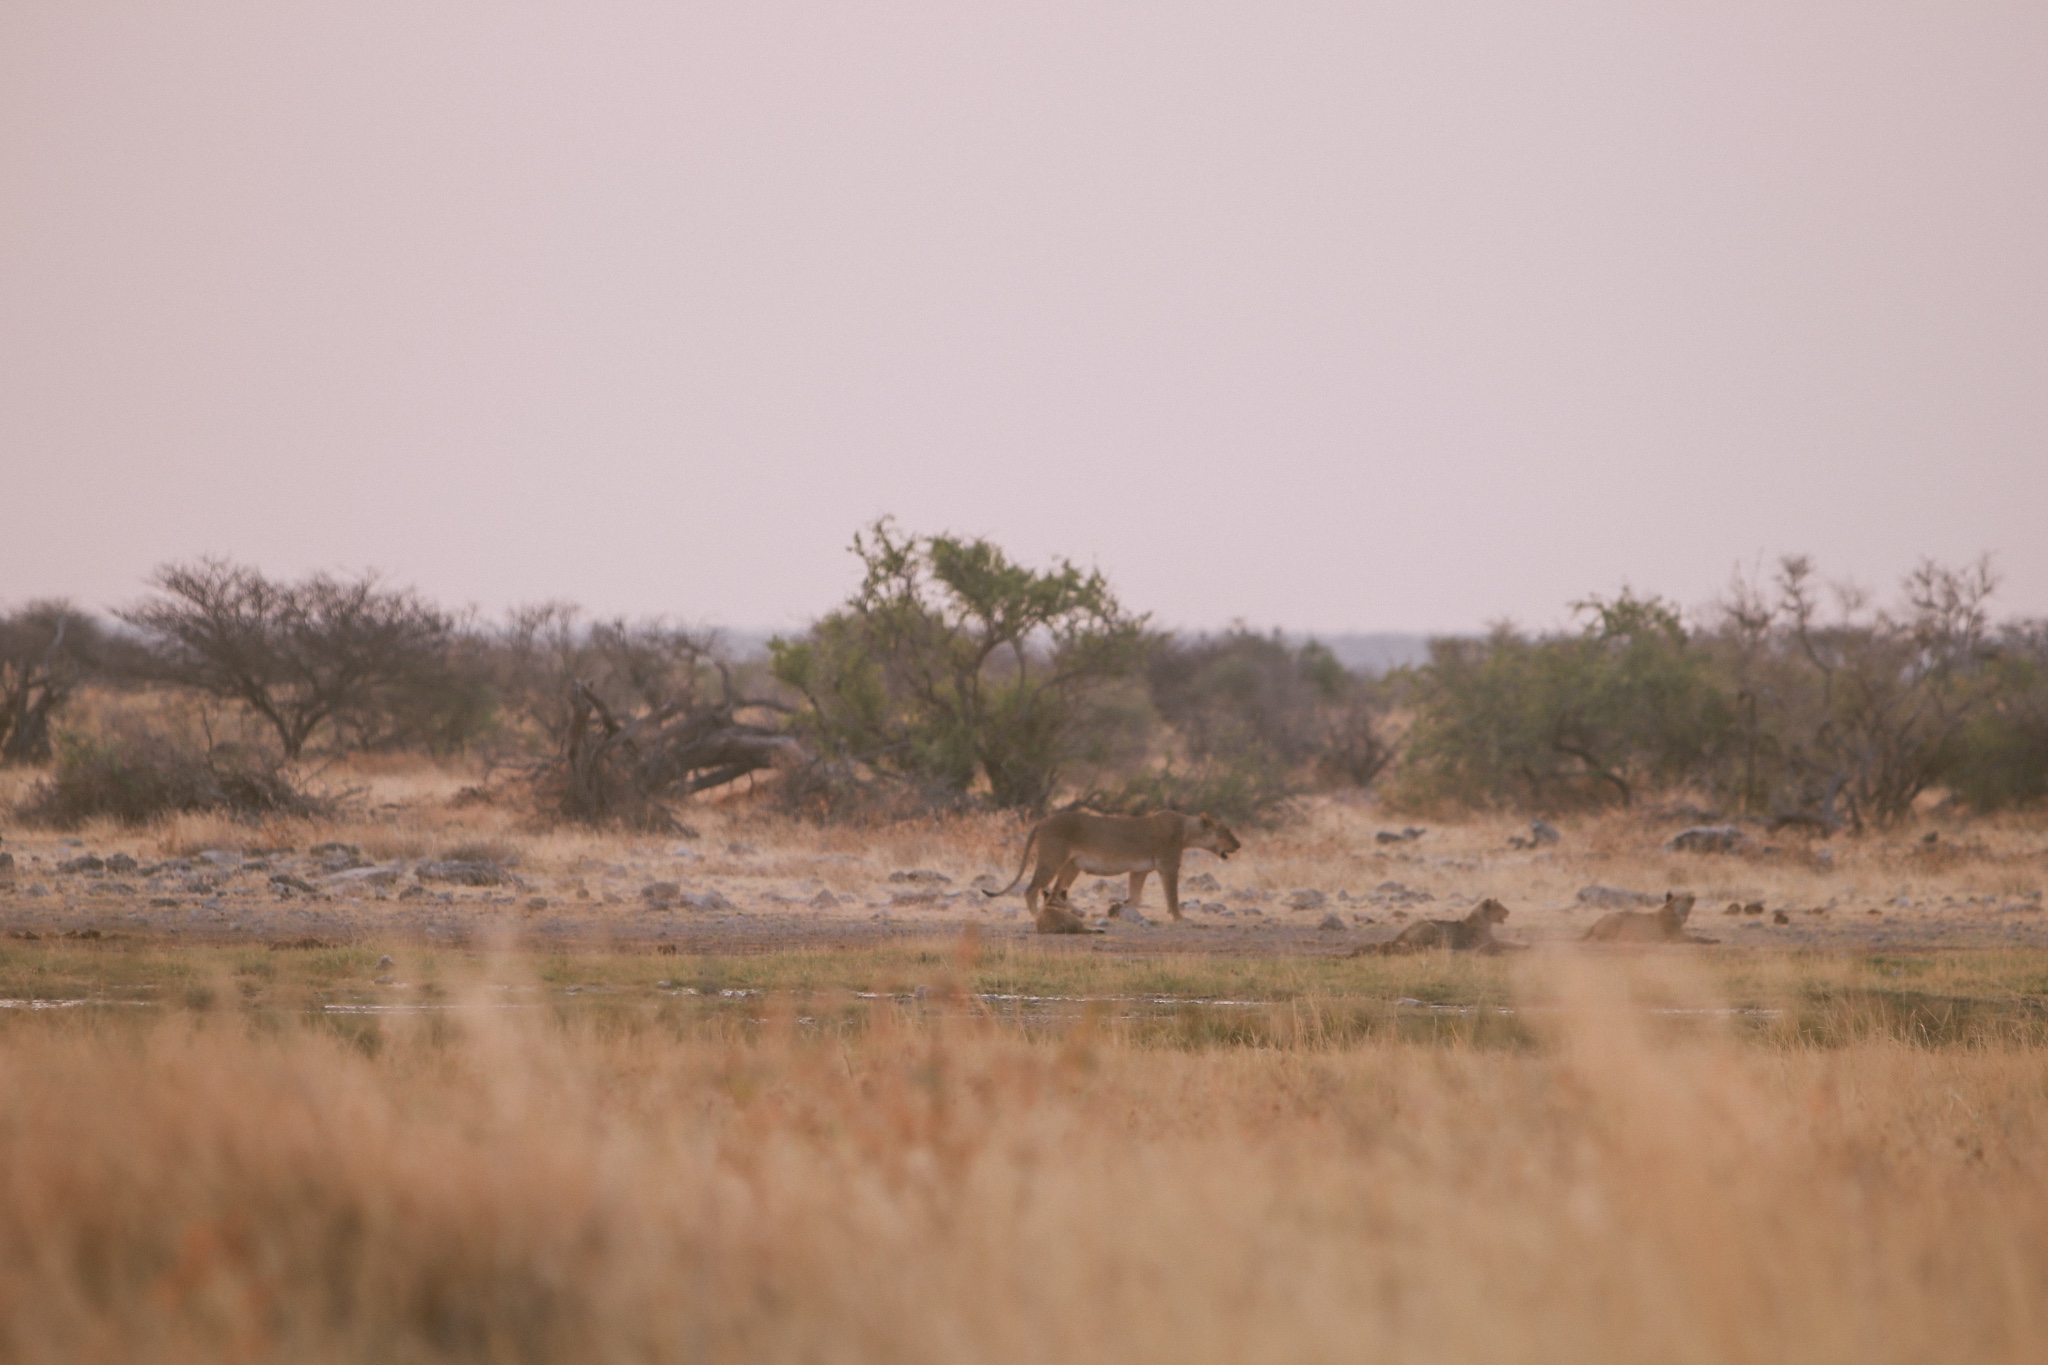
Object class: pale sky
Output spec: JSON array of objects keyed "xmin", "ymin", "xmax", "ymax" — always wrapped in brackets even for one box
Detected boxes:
[{"xmin": 4, "ymin": 2, "xmax": 2044, "ymax": 636}]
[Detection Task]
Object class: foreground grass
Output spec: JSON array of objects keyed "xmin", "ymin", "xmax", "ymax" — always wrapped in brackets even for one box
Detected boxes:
[{"xmin": 5, "ymin": 948, "xmax": 2048, "ymax": 1364}]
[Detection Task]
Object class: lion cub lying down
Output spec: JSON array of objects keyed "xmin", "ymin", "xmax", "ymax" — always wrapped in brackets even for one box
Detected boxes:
[
  {"xmin": 1357, "ymin": 899, "xmax": 1523, "ymax": 955},
  {"xmin": 1029, "ymin": 889, "xmax": 1100, "ymax": 935},
  {"xmin": 1582, "ymin": 892, "xmax": 1716, "ymax": 944}
]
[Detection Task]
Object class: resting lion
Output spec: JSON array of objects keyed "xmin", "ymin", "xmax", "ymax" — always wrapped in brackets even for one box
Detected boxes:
[
  {"xmin": 1582, "ymin": 892, "xmax": 1716, "ymax": 943},
  {"xmin": 1357, "ymin": 898, "xmax": 1521, "ymax": 955},
  {"xmin": 1029, "ymin": 889, "xmax": 1100, "ymax": 935},
  {"xmin": 985, "ymin": 809, "xmax": 1242, "ymax": 933}
]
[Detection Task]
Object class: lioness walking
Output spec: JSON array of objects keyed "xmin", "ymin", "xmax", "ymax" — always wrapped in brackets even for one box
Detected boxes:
[{"xmin": 985, "ymin": 809, "xmax": 1241, "ymax": 933}]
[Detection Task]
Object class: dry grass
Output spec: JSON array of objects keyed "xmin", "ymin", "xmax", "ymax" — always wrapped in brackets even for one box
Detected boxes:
[
  {"xmin": 4, "ymin": 949, "xmax": 2048, "ymax": 1363},
  {"xmin": 7, "ymin": 756, "xmax": 2048, "ymax": 1359}
]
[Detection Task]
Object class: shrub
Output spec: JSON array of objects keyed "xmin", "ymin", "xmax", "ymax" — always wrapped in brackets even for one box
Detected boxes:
[
  {"xmin": 1395, "ymin": 592, "xmax": 1730, "ymax": 813},
  {"xmin": 1709, "ymin": 557, "xmax": 2001, "ymax": 828},
  {"xmin": 1945, "ymin": 621, "xmax": 2048, "ymax": 812},
  {"xmin": 1083, "ymin": 754, "xmax": 1298, "ymax": 828},
  {"xmin": 1144, "ymin": 629, "xmax": 1393, "ymax": 795},
  {"xmin": 15, "ymin": 734, "xmax": 328, "ymax": 828}
]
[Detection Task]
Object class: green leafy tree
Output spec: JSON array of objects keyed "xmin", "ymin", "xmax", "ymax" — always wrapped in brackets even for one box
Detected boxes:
[
  {"xmin": 1398, "ymin": 590, "xmax": 1729, "ymax": 811},
  {"xmin": 771, "ymin": 520, "xmax": 1147, "ymax": 812}
]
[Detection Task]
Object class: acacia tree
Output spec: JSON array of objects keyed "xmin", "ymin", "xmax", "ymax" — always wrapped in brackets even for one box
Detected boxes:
[
  {"xmin": 0, "ymin": 602, "xmax": 104, "ymax": 764},
  {"xmin": 120, "ymin": 560, "xmax": 457, "ymax": 759},
  {"xmin": 771, "ymin": 520, "xmax": 1148, "ymax": 812}
]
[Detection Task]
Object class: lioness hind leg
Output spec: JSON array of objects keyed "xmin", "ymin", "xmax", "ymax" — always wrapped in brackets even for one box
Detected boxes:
[{"xmin": 1025, "ymin": 857, "xmax": 1065, "ymax": 913}]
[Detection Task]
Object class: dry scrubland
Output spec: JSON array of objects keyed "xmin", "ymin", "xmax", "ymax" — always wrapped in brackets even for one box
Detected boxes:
[{"xmin": 5, "ymin": 761, "xmax": 2048, "ymax": 1361}]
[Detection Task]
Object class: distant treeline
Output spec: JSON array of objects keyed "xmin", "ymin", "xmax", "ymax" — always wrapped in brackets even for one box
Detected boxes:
[{"xmin": 4, "ymin": 526, "xmax": 2044, "ymax": 829}]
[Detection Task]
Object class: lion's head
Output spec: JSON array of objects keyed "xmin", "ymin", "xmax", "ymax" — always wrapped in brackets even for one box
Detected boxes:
[{"xmin": 1197, "ymin": 813, "xmax": 1243, "ymax": 860}]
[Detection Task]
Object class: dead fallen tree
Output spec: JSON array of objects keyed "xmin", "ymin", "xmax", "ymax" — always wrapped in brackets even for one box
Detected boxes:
[{"xmin": 537, "ymin": 678, "xmax": 805, "ymax": 831}]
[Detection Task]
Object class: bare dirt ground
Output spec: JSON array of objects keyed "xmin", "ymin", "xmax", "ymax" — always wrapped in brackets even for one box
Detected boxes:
[{"xmin": 4, "ymin": 763, "xmax": 2044, "ymax": 956}]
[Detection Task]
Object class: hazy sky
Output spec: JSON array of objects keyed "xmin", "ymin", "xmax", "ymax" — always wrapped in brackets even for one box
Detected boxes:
[{"xmin": 4, "ymin": 2, "xmax": 2044, "ymax": 636}]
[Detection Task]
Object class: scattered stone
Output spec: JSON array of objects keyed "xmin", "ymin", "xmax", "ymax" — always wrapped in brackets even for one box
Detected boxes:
[
  {"xmin": 1318, "ymin": 913, "xmax": 1347, "ymax": 931},
  {"xmin": 313, "ymin": 845, "xmax": 366, "ymax": 873},
  {"xmin": 103, "ymin": 853, "xmax": 138, "ymax": 874},
  {"xmin": 1283, "ymin": 888, "xmax": 1327, "ymax": 911},
  {"xmin": 681, "ymin": 890, "xmax": 734, "ymax": 913},
  {"xmin": 725, "ymin": 842, "xmax": 758, "ymax": 856},
  {"xmin": 270, "ymin": 873, "xmax": 319, "ymax": 894},
  {"xmin": 196, "ymin": 849, "xmax": 245, "ymax": 869},
  {"xmin": 373, "ymin": 975, "xmax": 396, "ymax": 986},
  {"xmin": 1723, "ymin": 902, "xmax": 1744, "ymax": 916},
  {"xmin": 1184, "ymin": 871, "xmax": 1222, "ymax": 892},
  {"xmin": 1772, "ymin": 910, "xmax": 1792, "ymax": 924},
  {"xmin": 1374, "ymin": 827, "xmax": 1426, "ymax": 845},
  {"xmin": 376, "ymin": 954, "xmax": 396, "ymax": 968},
  {"xmin": 887, "ymin": 869, "xmax": 952, "ymax": 885},
  {"xmin": 1577, "ymin": 885, "xmax": 1661, "ymax": 909},
  {"xmin": 810, "ymin": 889, "xmax": 840, "ymax": 909},
  {"xmin": 643, "ymin": 882, "xmax": 682, "ymax": 907},
  {"xmin": 1666, "ymin": 825, "xmax": 1752, "ymax": 854},
  {"xmin": 525, "ymin": 897, "xmax": 548, "ymax": 911},
  {"xmin": 669, "ymin": 845, "xmax": 701, "ymax": 859},
  {"xmin": 1743, "ymin": 901, "xmax": 1765, "ymax": 916},
  {"xmin": 58, "ymin": 855, "xmax": 105, "ymax": 874},
  {"xmin": 0, "ymin": 851, "xmax": 12, "ymax": 874},
  {"xmin": 415, "ymin": 860, "xmax": 514, "ymax": 887},
  {"xmin": 323, "ymin": 865, "xmax": 404, "ymax": 890},
  {"xmin": 1530, "ymin": 820, "xmax": 1561, "ymax": 845}
]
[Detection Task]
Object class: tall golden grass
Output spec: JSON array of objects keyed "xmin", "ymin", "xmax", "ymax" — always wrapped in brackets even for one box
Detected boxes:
[{"xmin": 4, "ymin": 950, "xmax": 2047, "ymax": 1363}]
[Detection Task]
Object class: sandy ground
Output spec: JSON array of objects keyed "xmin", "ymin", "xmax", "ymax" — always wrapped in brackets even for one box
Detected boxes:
[{"xmin": 4, "ymin": 772, "xmax": 2045, "ymax": 955}]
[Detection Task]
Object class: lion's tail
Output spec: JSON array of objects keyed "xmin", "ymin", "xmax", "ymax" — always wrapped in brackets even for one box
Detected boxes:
[{"xmin": 983, "ymin": 822, "xmax": 1041, "ymax": 898}]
